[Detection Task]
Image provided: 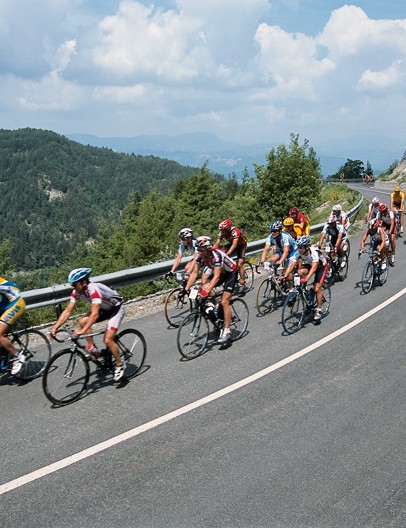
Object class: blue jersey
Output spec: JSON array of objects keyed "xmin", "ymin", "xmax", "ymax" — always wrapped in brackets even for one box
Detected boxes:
[
  {"xmin": 0, "ymin": 277, "xmax": 21, "ymax": 309},
  {"xmin": 177, "ymin": 238, "xmax": 197, "ymax": 255},
  {"xmin": 268, "ymin": 231, "xmax": 298, "ymax": 259}
]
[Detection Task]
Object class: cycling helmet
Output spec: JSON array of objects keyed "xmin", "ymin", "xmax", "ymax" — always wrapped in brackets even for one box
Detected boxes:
[
  {"xmin": 371, "ymin": 196, "xmax": 380, "ymax": 205},
  {"xmin": 68, "ymin": 267, "xmax": 91, "ymax": 285},
  {"xmin": 218, "ymin": 219, "xmax": 232, "ymax": 230},
  {"xmin": 394, "ymin": 186, "xmax": 401, "ymax": 192},
  {"xmin": 369, "ymin": 218, "xmax": 381, "ymax": 230},
  {"xmin": 328, "ymin": 214, "xmax": 337, "ymax": 223},
  {"xmin": 270, "ymin": 221, "xmax": 283, "ymax": 232},
  {"xmin": 283, "ymin": 217, "xmax": 295, "ymax": 227},
  {"xmin": 378, "ymin": 202, "xmax": 388, "ymax": 212},
  {"xmin": 332, "ymin": 203, "xmax": 342, "ymax": 212},
  {"xmin": 196, "ymin": 236, "xmax": 212, "ymax": 250},
  {"xmin": 289, "ymin": 207, "xmax": 299, "ymax": 216},
  {"xmin": 179, "ymin": 228, "xmax": 193, "ymax": 239},
  {"xmin": 297, "ymin": 235, "xmax": 311, "ymax": 248}
]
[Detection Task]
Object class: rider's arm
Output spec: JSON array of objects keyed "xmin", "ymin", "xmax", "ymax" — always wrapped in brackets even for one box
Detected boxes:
[
  {"xmin": 226, "ymin": 237, "xmax": 239, "ymax": 255},
  {"xmin": 377, "ymin": 228, "xmax": 385, "ymax": 252},
  {"xmin": 261, "ymin": 242, "xmax": 271, "ymax": 263},
  {"xmin": 360, "ymin": 229, "xmax": 368, "ymax": 251},
  {"xmin": 212, "ymin": 232, "xmax": 222, "ymax": 249},
  {"xmin": 75, "ymin": 303, "xmax": 100, "ymax": 335},
  {"xmin": 50, "ymin": 300, "xmax": 75, "ymax": 335},
  {"xmin": 202, "ymin": 266, "xmax": 221, "ymax": 294},
  {"xmin": 278, "ymin": 244, "xmax": 289, "ymax": 266},
  {"xmin": 185, "ymin": 261, "xmax": 200, "ymax": 291},
  {"xmin": 304, "ymin": 260, "xmax": 318, "ymax": 282},
  {"xmin": 318, "ymin": 231, "xmax": 326, "ymax": 248},
  {"xmin": 170, "ymin": 251, "xmax": 183, "ymax": 274}
]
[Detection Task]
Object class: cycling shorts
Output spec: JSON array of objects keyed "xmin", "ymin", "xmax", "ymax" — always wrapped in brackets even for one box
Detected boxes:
[
  {"xmin": 0, "ymin": 297, "xmax": 26, "ymax": 326},
  {"xmin": 302, "ymin": 264, "xmax": 327, "ymax": 286},
  {"xmin": 203, "ymin": 269, "xmax": 237, "ymax": 293},
  {"xmin": 86, "ymin": 303, "xmax": 125, "ymax": 332}
]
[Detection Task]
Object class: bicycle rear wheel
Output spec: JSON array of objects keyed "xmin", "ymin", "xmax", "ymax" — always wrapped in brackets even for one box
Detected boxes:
[
  {"xmin": 242, "ymin": 262, "xmax": 254, "ymax": 291},
  {"xmin": 12, "ymin": 329, "xmax": 51, "ymax": 381},
  {"xmin": 164, "ymin": 287, "xmax": 191, "ymax": 328},
  {"xmin": 229, "ymin": 298, "xmax": 249, "ymax": 340},
  {"xmin": 336, "ymin": 253, "xmax": 349, "ymax": 281},
  {"xmin": 42, "ymin": 349, "xmax": 90, "ymax": 406},
  {"xmin": 115, "ymin": 328, "xmax": 147, "ymax": 379},
  {"xmin": 320, "ymin": 283, "xmax": 331, "ymax": 317},
  {"xmin": 256, "ymin": 278, "xmax": 277, "ymax": 315},
  {"xmin": 177, "ymin": 313, "xmax": 209, "ymax": 360},
  {"xmin": 281, "ymin": 290, "xmax": 306, "ymax": 334},
  {"xmin": 361, "ymin": 260, "xmax": 374, "ymax": 294}
]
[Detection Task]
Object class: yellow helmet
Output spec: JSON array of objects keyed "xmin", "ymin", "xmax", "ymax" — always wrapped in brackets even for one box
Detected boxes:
[
  {"xmin": 283, "ymin": 217, "xmax": 295, "ymax": 227},
  {"xmin": 394, "ymin": 186, "xmax": 401, "ymax": 192}
]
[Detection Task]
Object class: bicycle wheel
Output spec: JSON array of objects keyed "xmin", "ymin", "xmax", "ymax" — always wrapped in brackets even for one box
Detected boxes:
[
  {"xmin": 12, "ymin": 329, "xmax": 51, "ymax": 381},
  {"xmin": 320, "ymin": 283, "xmax": 331, "ymax": 317},
  {"xmin": 164, "ymin": 287, "xmax": 191, "ymax": 328},
  {"xmin": 242, "ymin": 262, "xmax": 254, "ymax": 291},
  {"xmin": 229, "ymin": 298, "xmax": 249, "ymax": 340},
  {"xmin": 378, "ymin": 258, "xmax": 389, "ymax": 285},
  {"xmin": 361, "ymin": 260, "xmax": 374, "ymax": 294},
  {"xmin": 256, "ymin": 278, "xmax": 277, "ymax": 315},
  {"xmin": 42, "ymin": 349, "xmax": 90, "ymax": 406},
  {"xmin": 177, "ymin": 313, "xmax": 209, "ymax": 360},
  {"xmin": 336, "ymin": 253, "xmax": 349, "ymax": 281},
  {"xmin": 281, "ymin": 290, "xmax": 306, "ymax": 335},
  {"xmin": 115, "ymin": 328, "xmax": 147, "ymax": 379}
]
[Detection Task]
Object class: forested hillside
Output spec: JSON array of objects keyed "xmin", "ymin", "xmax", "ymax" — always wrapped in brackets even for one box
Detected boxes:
[{"xmin": 0, "ymin": 128, "xmax": 204, "ymax": 269}]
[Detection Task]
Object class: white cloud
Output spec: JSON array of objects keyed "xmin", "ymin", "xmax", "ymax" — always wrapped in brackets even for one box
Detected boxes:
[{"xmin": 357, "ymin": 60, "xmax": 402, "ymax": 91}]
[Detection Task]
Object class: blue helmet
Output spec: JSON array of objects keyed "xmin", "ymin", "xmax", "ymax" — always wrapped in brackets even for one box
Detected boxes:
[
  {"xmin": 68, "ymin": 267, "xmax": 92, "ymax": 285},
  {"xmin": 297, "ymin": 235, "xmax": 311, "ymax": 248},
  {"xmin": 270, "ymin": 221, "xmax": 283, "ymax": 232}
]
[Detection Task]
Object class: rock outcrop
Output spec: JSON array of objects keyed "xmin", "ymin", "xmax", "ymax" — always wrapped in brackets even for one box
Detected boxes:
[{"xmin": 391, "ymin": 150, "xmax": 406, "ymax": 180}]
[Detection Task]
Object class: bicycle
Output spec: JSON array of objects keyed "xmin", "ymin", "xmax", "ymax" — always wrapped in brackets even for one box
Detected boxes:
[
  {"xmin": 236, "ymin": 260, "xmax": 255, "ymax": 294},
  {"xmin": 358, "ymin": 249, "xmax": 389, "ymax": 294},
  {"xmin": 0, "ymin": 326, "xmax": 51, "ymax": 381},
  {"xmin": 322, "ymin": 240, "xmax": 350, "ymax": 285},
  {"xmin": 281, "ymin": 274, "xmax": 331, "ymax": 335},
  {"xmin": 164, "ymin": 271, "xmax": 193, "ymax": 328},
  {"xmin": 42, "ymin": 326, "xmax": 147, "ymax": 406},
  {"xmin": 255, "ymin": 262, "xmax": 290, "ymax": 316},
  {"xmin": 177, "ymin": 286, "xmax": 249, "ymax": 360}
]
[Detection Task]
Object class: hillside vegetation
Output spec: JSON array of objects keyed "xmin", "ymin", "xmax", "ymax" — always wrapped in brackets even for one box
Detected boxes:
[{"xmin": 0, "ymin": 128, "xmax": 201, "ymax": 270}]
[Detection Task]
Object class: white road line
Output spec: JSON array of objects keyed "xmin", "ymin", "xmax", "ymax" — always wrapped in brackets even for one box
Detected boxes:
[{"xmin": 1, "ymin": 287, "xmax": 405, "ymax": 496}]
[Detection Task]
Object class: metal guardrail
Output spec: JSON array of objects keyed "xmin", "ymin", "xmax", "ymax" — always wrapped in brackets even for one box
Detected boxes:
[{"xmin": 22, "ymin": 192, "xmax": 364, "ymax": 311}]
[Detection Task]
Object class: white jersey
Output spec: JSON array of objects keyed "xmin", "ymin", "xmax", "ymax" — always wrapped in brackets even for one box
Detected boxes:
[{"xmin": 70, "ymin": 282, "xmax": 123, "ymax": 311}]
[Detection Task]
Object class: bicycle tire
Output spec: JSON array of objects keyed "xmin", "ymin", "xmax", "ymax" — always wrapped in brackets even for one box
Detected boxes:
[
  {"xmin": 361, "ymin": 260, "xmax": 374, "ymax": 294},
  {"xmin": 229, "ymin": 298, "xmax": 249, "ymax": 341},
  {"xmin": 115, "ymin": 328, "xmax": 147, "ymax": 379},
  {"xmin": 320, "ymin": 283, "xmax": 331, "ymax": 317},
  {"xmin": 256, "ymin": 277, "xmax": 277, "ymax": 315},
  {"xmin": 242, "ymin": 262, "xmax": 254, "ymax": 291},
  {"xmin": 164, "ymin": 287, "xmax": 192, "ymax": 328},
  {"xmin": 336, "ymin": 253, "xmax": 349, "ymax": 281},
  {"xmin": 281, "ymin": 290, "xmax": 306, "ymax": 335},
  {"xmin": 42, "ymin": 349, "xmax": 90, "ymax": 406},
  {"xmin": 177, "ymin": 313, "xmax": 209, "ymax": 360},
  {"xmin": 12, "ymin": 329, "xmax": 51, "ymax": 381},
  {"xmin": 378, "ymin": 258, "xmax": 389, "ymax": 285}
]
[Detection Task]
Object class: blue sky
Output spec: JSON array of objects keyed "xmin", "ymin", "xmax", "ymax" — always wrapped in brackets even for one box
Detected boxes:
[{"xmin": 1, "ymin": 1, "xmax": 405, "ymax": 166}]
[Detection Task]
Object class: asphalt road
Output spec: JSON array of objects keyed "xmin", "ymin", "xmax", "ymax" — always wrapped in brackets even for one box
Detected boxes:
[{"xmin": 1, "ymin": 184, "xmax": 405, "ymax": 528}]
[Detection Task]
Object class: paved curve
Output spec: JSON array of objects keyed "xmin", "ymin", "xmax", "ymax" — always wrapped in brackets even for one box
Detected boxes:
[{"xmin": 1, "ymin": 186, "xmax": 405, "ymax": 527}]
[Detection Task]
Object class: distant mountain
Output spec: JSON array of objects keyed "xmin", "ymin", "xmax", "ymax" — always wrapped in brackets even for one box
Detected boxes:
[{"xmin": 67, "ymin": 131, "xmax": 399, "ymax": 178}]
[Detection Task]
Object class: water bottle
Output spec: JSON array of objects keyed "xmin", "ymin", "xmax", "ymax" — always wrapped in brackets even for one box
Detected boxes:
[{"xmin": 205, "ymin": 301, "xmax": 217, "ymax": 324}]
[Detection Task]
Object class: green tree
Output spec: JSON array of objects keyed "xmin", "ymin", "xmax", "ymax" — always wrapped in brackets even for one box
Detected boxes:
[
  {"xmin": 253, "ymin": 133, "xmax": 322, "ymax": 220},
  {"xmin": 336, "ymin": 159, "xmax": 365, "ymax": 180}
]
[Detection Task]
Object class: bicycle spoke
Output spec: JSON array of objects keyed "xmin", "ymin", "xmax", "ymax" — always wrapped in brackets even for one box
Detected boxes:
[{"xmin": 177, "ymin": 313, "xmax": 209, "ymax": 360}]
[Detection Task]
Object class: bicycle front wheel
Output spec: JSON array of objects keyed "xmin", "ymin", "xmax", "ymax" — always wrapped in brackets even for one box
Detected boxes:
[
  {"xmin": 361, "ymin": 260, "xmax": 374, "ymax": 294},
  {"xmin": 230, "ymin": 298, "xmax": 249, "ymax": 340},
  {"xmin": 42, "ymin": 349, "xmax": 90, "ymax": 406},
  {"xmin": 12, "ymin": 329, "xmax": 51, "ymax": 381},
  {"xmin": 336, "ymin": 253, "xmax": 349, "ymax": 281},
  {"xmin": 115, "ymin": 328, "xmax": 147, "ymax": 379},
  {"xmin": 320, "ymin": 283, "xmax": 331, "ymax": 317},
  {"xmin": 282, "ymin": 290, "xmax": 306, "ymax": 335},
  {"xmin": 256, "ymin": 278, "xmax": 277, "ymax": 316},
  {"xmin": 177, "ymin": 313, "xmax": 209, "ymax": 360},
  {"xmin": 378, "ymin": 258, "xmax": 389, "ymax": 285},
  {"xmin": 242, "ymin": 262, "xmax": 254, "ymax": 291},
  {"xmin": 164, "ymin": 287, "xmax": 191, "ymax": 328}
]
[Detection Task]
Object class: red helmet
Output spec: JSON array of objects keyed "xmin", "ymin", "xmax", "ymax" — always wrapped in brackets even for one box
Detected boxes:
[
  {"xmin": 378, "ymin": 202, "xmax": 387, "ymax": 212},
  {"xmin": 219, "ymin": 219, "xmax": 232, "ymax": 230},
  {"xmin": 289, "ymin": 207, "xmax": 299, "ymax": 216}
]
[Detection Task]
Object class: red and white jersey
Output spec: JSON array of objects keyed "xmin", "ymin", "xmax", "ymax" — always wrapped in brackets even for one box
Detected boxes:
[
  {"xmin": 377, "ymin": 209, "xmax": 395, "ymax": 227},
  {"xmin": 70, "ymin": 282, "xmax": 123, "ymax": 310},
  {"xmin": 196, "ymin": 248, "xmax": 237, "ymax": 272}
]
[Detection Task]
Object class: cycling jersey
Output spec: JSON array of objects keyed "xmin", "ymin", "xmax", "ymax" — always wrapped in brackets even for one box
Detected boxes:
[
  {"xmin": 216, "ymin": 227, "xmax": 247, "ymax": 248},
  {"xmin": 268, "ymin": 231, "xmax": 298, "ymax": 258},
  {"xmin": 196, "ymin": 248, "xmax": 237, "ymax": 273},
  {"xmin": 0, "ymin": 277, "xmax": 26, "ymax": 326},
  {"xmin": 391, "ymin": 191, "xmax": 404, "ymax": 207},
  {"xmin": 370, "ymin": 229, "xmax": 389, "ymax": 249},
  {"xmin": 368, "ymin": 203, "xmax": 380, "ymax": 217},
  {"xmin": 377, "ymin": 210, "xmax": 395, "ymax": 231},
  {"xmin": 71, "ymin": 282, "xmax": 123, "ymax": 311},
  {"xmin": 292, "ymin": 213, "xmax": 310, "ymax": 235},
  {"xmin": 336, "ymin": 211, "xmax": 350, "ymax": 230},
  {"xmin": 322, "ymin": 222, "xmax": 348, "ymax": 244},
  {"xmin": 293, "ymin": 247, "xmax": 327, "ymax": 267},
  {"xmin": 177, "ymin": 238, "xmax": 197, "ymax": 255}
]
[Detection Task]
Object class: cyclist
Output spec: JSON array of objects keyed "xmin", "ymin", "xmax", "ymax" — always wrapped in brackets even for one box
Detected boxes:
[
  {"xmin": 185, "ymin": 236, "xmax": 237, "ymax": 344},
  {"xmin": 365, "ymin": 196, "xmax": 380, "ymax": 224},
  {"xmin": 332, "ymin": 204, "xmax": 350, "ymax": 230},
  {"xmin": 287, "ymin": 207, "xmax": 310, "ymax": 235},
  {"xmin": 376, "ymin": 202, "xmax": 396, "ymax": 264},
  {"xmin": 50, "ymin": 268, "xmax": 127, "ymax": 382},
  {"xmin": 390, "ymin": 186, "xmax": 404, "ymax": 235},
  {"xmin": 0, "ymin": 277, "xmax": 27, "ymax": 375},
  {"xmin": 294, "ymin": 235, "xmax": 328, "ymax": 324},
  {"xmin": 318, "ymin": 214, "xmax": 348, "ymax": 268},
  {"xmin": 213, "ymin": 219, "xmax": 248, "ymax": 291},
  {"xmin": 261, "ymin": 221, "xmax": 298, "ymax": 285},
  {"xmin": 282, "ymin": 216, "xmax": 301, "ymax": 239},
  {"xmin": 359, "ymin": 218, "xmax": 389, "ymax": 267},
  {"xmin": 165, "ymin": 228, "xmax": 197, "ymax": 278}
]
